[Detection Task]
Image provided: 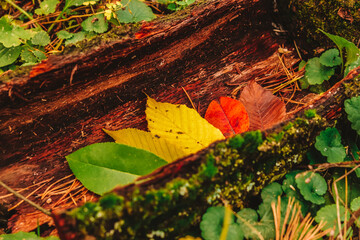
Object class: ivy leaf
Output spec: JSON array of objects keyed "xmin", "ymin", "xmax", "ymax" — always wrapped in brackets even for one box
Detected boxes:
[
  {"xmin": 35, "ymin": 0, "xmax": 60, "ymax": 15},
  {"xmin": 81, "ymin": 14, "xmax": 108, "ymax": 33},
  {"xmin": 304, "ymin": 57, "xmax": 335, "ymax": 85},
  {"xmin": 200, "ymin": 206, "xmax": 243, "ymax": 240},
  {"xmin": 103, "ymin": 128, "xmax": 187, "ymax": 162},
  {"xmin": 146, "ymin": 96, "xmax": 224, "ymax": 156},
  {"xmin": 66, "ymin": 142, "xmax": 167, "ymax": 195},
  {"xmin": 315, "ymin": 204, "xmax": 351, "ymax": 237},
  {"xmin": 239, "ymin": 81, "xmax": 286, "ymax": 131},
  {"xmin": 295, "ymin": 172, "xmax": 327, "ymax": 205},
  {"xmin": 237, "ymin": 208, "xmax": 275, "ymax": 240},
  {"xmin": 31, "ymin": 31, "xmax": 51, "ymax": 46},
  {"xmin": 315, "ymin": 127, "xmax": 346, "ymax": 163},
  {"xmin": 115, "ymin": 0, "xmax": 155, "ymax": 23},
  {"xmin": 319, "ymin": 48, "xmax": 342, "ymax": 67},
  {"xmin": 56, "ymin": 30, "xmax": 74, "ymax": 40},
  {"xmin": 0, "ymin": 44, "xmax": 21, "ymax": 67},
  {"xmin": 345, "ymin": 96, "xmax": 360, "ymax": 135},
  {"xmin": 205, "ymin": 97, "xmax": 249, "ymax": 137}
]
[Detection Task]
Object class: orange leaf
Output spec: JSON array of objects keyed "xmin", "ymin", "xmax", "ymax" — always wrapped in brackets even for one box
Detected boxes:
[
  {"xmin": 205, "ymin": 97, "xmax": 249, "ymax": 137},
  {"xmin": 239, "ymin": 81, "xmax": 286, "ymax": 131}
]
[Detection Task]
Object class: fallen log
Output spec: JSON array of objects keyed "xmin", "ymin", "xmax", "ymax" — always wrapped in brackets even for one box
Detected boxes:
[{"xmin": 1, "ymin": 0, "xmax": 360, "ymax": 237}]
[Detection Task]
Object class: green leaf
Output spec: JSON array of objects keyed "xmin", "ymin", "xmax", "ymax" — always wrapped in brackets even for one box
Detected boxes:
[
  {"xmin": 315, "ymin": 127, "xmax": 346, "ymax": 163},
  {"xmin": 351, "ymin": 197, "xmax": 360, "ymax": 212},
  {"xmin": 35, "ymin": 0, "xmax": 60, "ymax": 15},
  {"xmin": 56, "ymin": 30, "xmax": 74, "ymax": 40},
  {"xmin": 104, "ymin": 128, "xmax": 187, "ymax": 162},
  {"xmin": 200, "ymin": 206, "xmax": 243, "ymax": 240},
  {"xmin": 345, "ymin": 56, "xmax": 360, "ymax": 76},
  {"xmin": 315, "ymin": 204, "xmax": 351, "ymax": 237},
  {"xmin": 0, "ymin": 17, "xmax": 35, "ymax": 48},
  {"xmin": 115, "ymin": 0, "xmax": 155, "ymax": 23},
  {"xmin": 320, "ymin": 29, "xmax": 360, "ymax": 67},
  {"xmin": 261, "ymin": 182, "xmax": 283, "ymax": 204},
  {"xmin": 0, "ymin": 44, "xmax": 21, "ymax": 67},
  {"xmin": 304, "ymin": 57, "xmax": 335, "ymax": 85},
  {"xmin": 65, "ymin": 31, "xmax": 86, "ymax": 45},
  {"xmin": 21, "ymin": 47, "xmax": 47, "ymax": 65},
  {"xmin": 295, "ymin": 172, "xmax": 327, "ymax": 205},
  {"xmin": 345, "ymin": 96, "xmax": 360, "ymax": 136},
  {"xmin": 237, "ymin": 208, "xmax": 275, "ymax": 240},
  {"xmin": 0, "ymin": 231, "xmax": 59, "ymax": 239},
  {"xmin": 81, "ymin": 14, "xmax": 108, "ymax": 33},
  {"xmin": 319, "ymin": 48, "xmax": 341, "ymax": 67},
  {"xmin": 66, "ymin": 142, "xmax": 167, "ymax": 195},
  {"xmin": 31, "ymin": 31, "xmax": 51, "ymax": 46}
]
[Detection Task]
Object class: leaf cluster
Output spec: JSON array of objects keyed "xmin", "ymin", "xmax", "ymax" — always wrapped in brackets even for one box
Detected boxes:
[
  {"xmin": 299, "ymin": 31, "xmax": 360, "ymax": 92},
  {"xmin": 1, "ymin": 0, "xmax": 195, "ymax": 76}
]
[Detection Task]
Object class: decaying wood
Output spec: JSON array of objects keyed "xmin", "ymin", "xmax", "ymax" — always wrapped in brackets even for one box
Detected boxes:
[{"xmin": 1, "ymin": 0, "xmax": 358, "ymax": 237}]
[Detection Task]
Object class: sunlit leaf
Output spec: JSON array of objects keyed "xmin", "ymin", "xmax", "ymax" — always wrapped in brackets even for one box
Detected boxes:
[
  {"xmin": 115, "ymin": 0, "xmax": 155, "ymax": 23},
  {"xmin": 0, "ymin": 231, "xmax": 59, "ymax": 239},
  {"xmin": 104, "ymin": 128, "xmax": 187, "ymax": 162},
  {"xmin": 35, "ymin": 0, "xmax": 60, "ymax": 15},
  {"xmin": 66, "ymin": 142, "xmax": 167, "ymax": 195},
  {"xmin": 205, "ymin": 97, "xmax": 249, "ymax": 137},
  {"xmin": 81, "ymin": 14, "xmax": 108, "ymax": 33},
  {"xmin": 31, "ymin": 31, "xmax": 51, "ymax": 46},
  {"xmin": 146, "ymin": 96, "xmax": 224, "ymax": 155},
  {"xmin": 56, "ymin": 30, "xmax": 74, "ymax": 40},
  {"xmin": 239, "ymin": 81, "xmax": 286, "ymax": 131}
]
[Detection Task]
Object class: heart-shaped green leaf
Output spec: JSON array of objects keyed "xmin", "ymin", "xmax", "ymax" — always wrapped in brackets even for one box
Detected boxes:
[{"xmin": 66, "ymin": 142, "xmax": 167, "ymax": 195}]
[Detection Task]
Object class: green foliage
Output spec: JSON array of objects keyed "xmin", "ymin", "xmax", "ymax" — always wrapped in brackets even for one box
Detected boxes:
[
  {"xmin": 315, "ymin": 127, "xmax": 346, "ymax": 163},
  {"xmin": 304, "ymin": 56, "xmax": 336, "ymax": 85},
  {"xmin": 300, "ymin": 31, "xmax": 360, "ymax": 90},
  {"xmin": 295, "ymin": 172, "xmax": 327, "ymax": 205},
  {"xmin": 31, "ymin": 31, "xmax": 51, "ymax": 46},
  {"xmin": 345, "ymin": 96, "xmax": 360, "ymax": 135},
  {"xmin": 304, "ymin": 109, "xmax": 317, "ymax": 119},
  {"xmin": 315, "ymin": 204, "xmax": 351, "ymax": 237},
  {"xmin": 157, "ymin": 0, "xmax": 196, "ymax": 11},
  {"xmin": 35, "ymin": 0, "xmax": 60, "ymax": 15},
  {"xmin": 236, "ymin": 208, "xmax": 275, "ymax": 240},
  {"xmin": 66, "ymin": 142, "xmax": 167, "ymax": 195},
  {"xmin": 81, "ymin": 14, "xmax": 108, "ymax": 33},
  {"xmin": 200, "ymin": 206, "xmax": 243, "ymax": 240},
  {"xmin": 319, "ymin": 48, "xmax": 342, "ymax": 67},
  {"xmin": 0, "ymin": 232, "xmax": 59, "ymax": 239},
  {"xmin": 0, "ymin": 44, "xmax": 21, "ymax": 68},
  {"xmin": 115, "ymin": 0, "xmax": 156, "ymax": 23}
]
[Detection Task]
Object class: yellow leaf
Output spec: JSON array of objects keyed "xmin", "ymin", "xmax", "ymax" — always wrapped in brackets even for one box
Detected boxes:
[
  {"xmin": 145, "ymin": 97, "xmax": 225, "ymax": 155},
  {"xmin": 103, "ymin": 128, "xmax": 187, "ymax": 162}
]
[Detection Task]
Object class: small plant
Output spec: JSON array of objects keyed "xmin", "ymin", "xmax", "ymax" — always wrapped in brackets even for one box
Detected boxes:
[{"xmin": 299, "ymin": 30, "xmax": 360, "ymax": 91}]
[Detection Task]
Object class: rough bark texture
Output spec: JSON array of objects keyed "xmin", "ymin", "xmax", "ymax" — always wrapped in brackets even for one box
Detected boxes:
[{"xmin": 1, "ymin": 0, "xmax": 360, "ymax": 237}]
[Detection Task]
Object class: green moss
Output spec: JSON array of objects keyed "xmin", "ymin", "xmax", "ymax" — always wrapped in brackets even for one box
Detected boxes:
[
  {"xmin": 278, "ymin": 0, "xmax": 360, "ymax": 50},
  {"xmin": 305, "ymin": 109, "xmax": 317, "ymax": 119}
]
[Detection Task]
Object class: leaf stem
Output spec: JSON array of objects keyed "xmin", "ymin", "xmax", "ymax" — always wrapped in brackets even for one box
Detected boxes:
[
  {"xmin": 0, "ymin": 180, "xmax": 51, "ymax": 216},
  {"xmin": 4, "ymin": 0, "xmax": 42, "ymax": 29}
]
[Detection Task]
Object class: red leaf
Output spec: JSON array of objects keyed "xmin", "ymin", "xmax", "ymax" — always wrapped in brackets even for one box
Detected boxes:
[
  {"xmin": 205, "ymin": 97, "xmax": 249, "ymax": 137},
  {"xmin": 239, "ymin": 81, "xmax": 286, "ymax": 131}
]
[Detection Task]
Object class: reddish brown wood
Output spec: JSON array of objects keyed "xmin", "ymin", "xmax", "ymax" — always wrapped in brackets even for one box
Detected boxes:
[{"xmin": 0, "ymin": 0, "xmax": 301, "ymax": 233}]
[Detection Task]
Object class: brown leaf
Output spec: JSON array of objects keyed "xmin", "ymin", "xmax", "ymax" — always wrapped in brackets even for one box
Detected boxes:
[{"xmin": 239, "ymin": 81, "xmax": 286, "ymax": 131}]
